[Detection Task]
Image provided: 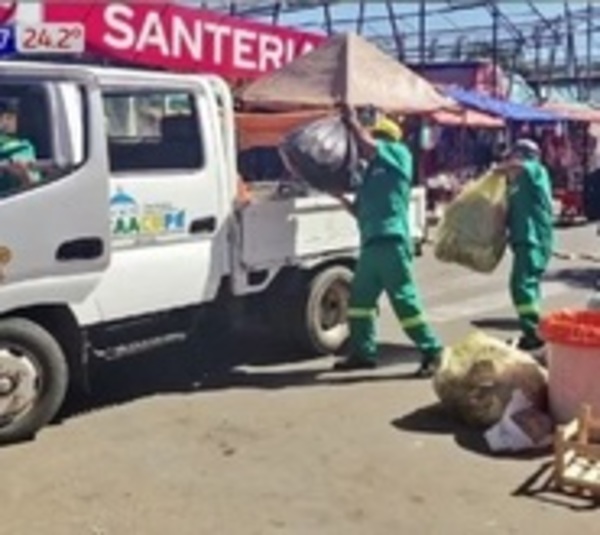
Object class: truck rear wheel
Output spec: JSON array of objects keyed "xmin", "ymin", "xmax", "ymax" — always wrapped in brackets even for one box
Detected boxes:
[
  {"xmin": 293, "ymin": 265, "xmax": 353, "ymax": 355},
  {"xmin": 0, "ymin": 318, "xmax": 69, "ymax": 445}
]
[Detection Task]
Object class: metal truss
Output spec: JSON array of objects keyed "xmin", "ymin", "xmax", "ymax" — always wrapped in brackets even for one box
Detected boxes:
[{"xmin": 198, "ymin": 0, "xmax": 600, "ymax": 86}]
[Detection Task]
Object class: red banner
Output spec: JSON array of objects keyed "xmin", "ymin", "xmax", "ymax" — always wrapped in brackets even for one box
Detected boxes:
[{"xmin": 43, "ymin": 2, "xmax": 326, "ymax": 79}]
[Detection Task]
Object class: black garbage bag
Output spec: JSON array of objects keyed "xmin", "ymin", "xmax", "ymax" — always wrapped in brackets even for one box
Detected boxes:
[{"xmin": 279, "ymin": 116, "xmax": 358, "ymax": 192}]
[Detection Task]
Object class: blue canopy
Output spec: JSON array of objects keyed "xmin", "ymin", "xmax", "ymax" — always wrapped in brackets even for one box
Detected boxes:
[{"xmin": 444, "ymin": 87, "xmax": 562, "ymax": 123}]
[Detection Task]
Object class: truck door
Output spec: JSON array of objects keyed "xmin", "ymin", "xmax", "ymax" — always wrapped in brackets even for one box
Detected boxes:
[
  {"xmin": 89, "ymin": 77, "xmax": 228, "ymax": 322},
  {"xmin": 0, "ymin": 65, "xmax": 111, "ymax": 313}
]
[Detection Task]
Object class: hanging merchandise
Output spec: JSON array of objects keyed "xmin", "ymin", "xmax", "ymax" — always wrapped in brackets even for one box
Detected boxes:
[{"xmin": 420, "ymin": 121, "xmax": 439, "ymax": 150}]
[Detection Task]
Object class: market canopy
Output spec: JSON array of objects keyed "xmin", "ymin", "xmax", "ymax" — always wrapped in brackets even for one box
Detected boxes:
[
  {"xmin": 429, "ymin": 108, "xmax": 505, "ymax": 129},
  {"xmin": 444, "ymin": 87, "xmax": 561, "ymax": 123},
  {"xmin": 540, "ymin": 101, "xmax": 600, "ymax": 124},
  {"xmin": 238, "ymin": 32, "xmax": 454, "ymax": 114}
]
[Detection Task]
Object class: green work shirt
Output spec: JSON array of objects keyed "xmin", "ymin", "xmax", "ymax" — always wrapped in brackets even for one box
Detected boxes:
[
  {"xmin": 356, "ymin": 140, "xmax": 412, "ymax": 246},
  {"xmin": 507, "ymin": 157, "xmax": 554, "ymax": 250},
  {"xmin": 0, "ymin": 134, "xmax": 38, "ymax": 196}
]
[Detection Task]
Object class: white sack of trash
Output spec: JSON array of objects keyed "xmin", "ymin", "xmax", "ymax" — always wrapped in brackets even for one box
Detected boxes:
[{"xmin": 433, "ymin": 331, "xmax": 548, "ymax": 429}]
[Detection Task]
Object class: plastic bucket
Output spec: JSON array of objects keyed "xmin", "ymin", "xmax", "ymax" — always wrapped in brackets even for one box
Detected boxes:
[{"xmin": 540, "ymin": 310, "xmax": 600, "ymax": 424}]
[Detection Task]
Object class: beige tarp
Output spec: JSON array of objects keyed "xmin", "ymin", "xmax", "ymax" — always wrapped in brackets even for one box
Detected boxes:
[{"xmin": 238, "ymin": 33, "xmax": 454, "ymax": 114}]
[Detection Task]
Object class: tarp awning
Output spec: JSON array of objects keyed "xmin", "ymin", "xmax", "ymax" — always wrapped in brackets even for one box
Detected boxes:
[
  {"xmin": 235, "ymin": 111, "xmax": 329, "ymax": 150},
  {"xmin": 444, "ymin": 87, "xmax": 561, "ymax": 123},
  {"xmin": 541, "ymin": 101, "xmax": 600, "ymax": 124},
  {"xmin": 429, "ymin": 108, "xmax": 505, "ymax": 129},
  {"xmin": 239, "ymin": 33, "xmax": 454, "ymax": 114}
]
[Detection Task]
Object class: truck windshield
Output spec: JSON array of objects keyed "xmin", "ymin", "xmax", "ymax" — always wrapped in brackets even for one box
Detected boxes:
[{"xmin": 0, "ymin": 81, "xmax": 87, "ymax": 199}]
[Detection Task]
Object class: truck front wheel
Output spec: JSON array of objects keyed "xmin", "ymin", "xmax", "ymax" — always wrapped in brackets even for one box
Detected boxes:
[
  {"xmin": 0, "ymin": 318, "xmax": 69, "ymax": 445},
  {"xmin": 293, "ymin": 265, "xmax": 353, "ymax": 355}
]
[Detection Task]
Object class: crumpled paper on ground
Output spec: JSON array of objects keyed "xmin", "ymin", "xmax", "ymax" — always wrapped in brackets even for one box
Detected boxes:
[{"xmin": 484, "ymin": 389, "xmax": 554, "ymax": 453}]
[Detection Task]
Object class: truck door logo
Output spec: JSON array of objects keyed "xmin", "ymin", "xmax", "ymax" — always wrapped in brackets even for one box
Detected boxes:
[{"xmin": 110, "ymin": 189, "xmax": 187, "ymax": 240}]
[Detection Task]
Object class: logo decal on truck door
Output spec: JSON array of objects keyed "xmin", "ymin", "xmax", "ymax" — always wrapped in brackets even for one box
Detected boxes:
[{"xmin": 110, "ymin": 189, "xmax": 186, "ymax": 240}]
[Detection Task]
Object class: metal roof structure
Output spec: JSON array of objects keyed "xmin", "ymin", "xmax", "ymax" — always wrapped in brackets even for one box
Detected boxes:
[{"xmin": 196, "ymin": 1, "xmax": 600, "ymax": 92}]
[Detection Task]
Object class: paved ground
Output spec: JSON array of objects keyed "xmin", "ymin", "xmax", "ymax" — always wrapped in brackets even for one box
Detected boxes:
[{"xmin": 1, "ymin": 224, "xmax": 599, "ymax": 535}]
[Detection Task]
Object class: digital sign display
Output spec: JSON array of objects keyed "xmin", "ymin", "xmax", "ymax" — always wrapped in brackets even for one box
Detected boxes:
[{"xmin": 0, "ymin": 22, "xmax": 85, "ymax": 56}]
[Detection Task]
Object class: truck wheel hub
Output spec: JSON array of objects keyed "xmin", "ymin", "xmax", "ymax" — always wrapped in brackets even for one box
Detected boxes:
[
  {"xmin": 0, "ymin": 349, "xmax": 38, "ymax": 422},
  {"xmin": 320, "ymin": 282, "xmax": 349, "ymax": 330}
]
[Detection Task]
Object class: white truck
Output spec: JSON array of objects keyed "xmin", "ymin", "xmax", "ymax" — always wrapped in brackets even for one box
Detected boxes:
[{"xmin": 0, "ymin": 61, "xmax": 428, "ymax": 444}]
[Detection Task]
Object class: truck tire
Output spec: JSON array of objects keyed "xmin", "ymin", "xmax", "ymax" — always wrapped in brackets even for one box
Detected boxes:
[
  {"xmin": 292, "ymin": 265, "xmax": 353, "ymax": 355},
  {"xmin": 0, "ymin": 318, "xmax": 69, "ymax": 445}
]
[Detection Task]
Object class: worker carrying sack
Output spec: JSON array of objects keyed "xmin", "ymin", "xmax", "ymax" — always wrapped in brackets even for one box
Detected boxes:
[
  {"xmin": 279, "ymin": 116, "xmax": 358, "ymax": 192},
  {"xmin": 434, "ymin": 170, "xmax": 508, "ymax": 273}
]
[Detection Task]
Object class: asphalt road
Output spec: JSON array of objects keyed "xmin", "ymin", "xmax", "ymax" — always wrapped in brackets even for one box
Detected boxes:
[{"xmin": 1, "ymin": 223, "xmax": 598, "ymax": 535}]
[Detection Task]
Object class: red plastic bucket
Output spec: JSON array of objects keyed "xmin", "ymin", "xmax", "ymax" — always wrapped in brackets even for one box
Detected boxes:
[{"xmin": 540, "ymin": 310, "xmax": 600, "ymax": 423}]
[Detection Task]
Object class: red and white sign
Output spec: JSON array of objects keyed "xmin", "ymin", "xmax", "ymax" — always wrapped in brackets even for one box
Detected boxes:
[{"xmin": 37, "ymin": 2, "xmax": 325, "ymax": 79}]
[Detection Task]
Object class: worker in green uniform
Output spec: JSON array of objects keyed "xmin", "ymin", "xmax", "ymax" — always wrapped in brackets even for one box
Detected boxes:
[
  {"xmin": 0, "ymin": 100, "xmax": 39, "ymax": 196},
  {"xmin": 496, "ymin": 139, "xmax": 554, "ymax": 351},
  {"xmin": 331, "ymin": 105, "xmax": 444, "ymax": 377}
]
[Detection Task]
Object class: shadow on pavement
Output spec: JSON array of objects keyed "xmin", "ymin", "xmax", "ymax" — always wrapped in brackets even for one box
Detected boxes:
[
  {"xmin": 471, "ymin": 317, "xmax": 520, "ymax": 332},
  {"xmin": 391, "ymin": 404, "xmax": 490, "ymax": 457},
  {"xmin": 392, "ymin": 403, "xmax": 553, "ymax": 460},
  {"xmin": 57, "ymin": 335, "xmax": 425, "ymax": 423},
  {"xmin": 544, "ymin": 267, "xmax": 600, "ymax": 291},
  {"xmin": 512, "ymin": 461, "xmax": 600, "ymax": 512}
]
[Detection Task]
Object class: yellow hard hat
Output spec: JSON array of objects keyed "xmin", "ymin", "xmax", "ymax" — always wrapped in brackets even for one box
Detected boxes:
[{"xmin": 371, "ymin": 117, "xmax": 402, "ymax": 141}]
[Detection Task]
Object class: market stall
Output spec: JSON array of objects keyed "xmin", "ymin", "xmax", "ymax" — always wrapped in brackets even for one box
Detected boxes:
[
  {"xmin": 235, "ymin": 32, "xmax": 456, "ymax": 190},
  {"xmin": 540, "ymin": 100, "xmax": 600, "ymax": 221}
]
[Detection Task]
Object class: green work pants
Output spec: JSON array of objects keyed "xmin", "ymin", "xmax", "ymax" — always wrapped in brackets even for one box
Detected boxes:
[
  {"xmin": 510, "ymin": 245, "xmax": 551, "ymax": 339},
  {"xmin": 347, "ymin": 238, "xmax": 443, "ymax": 362}
]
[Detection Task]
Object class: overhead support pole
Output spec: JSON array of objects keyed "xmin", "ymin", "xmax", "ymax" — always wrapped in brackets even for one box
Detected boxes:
[
  {"xmin": 419, "ymin": 0, "xmax": 426, "ymax": 66},
  {"xmin": 356, "ymin": 0, "xmax": 366, "ymax": 35},
  {"xmin": 271, "ymin": 1, "xmax": 282, "ymax": 25},
  {"xmin": 587, "ymin": 0, "xmax": 592, "ymax": 100},
  {"xmin": 490, "ymin": 0, "xmax": 499, "ymax": 95},
  {"xmin": 323, "ymin": 1, "xmax": 333, "ymax": 36},
  {"xmin": 385, "ymin": 0, "xmax": 404, "ymax": 61}
]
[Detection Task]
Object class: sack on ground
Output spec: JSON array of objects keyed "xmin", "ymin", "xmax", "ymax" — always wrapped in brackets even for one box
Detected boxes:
[
  {"xmin": 434, "ymin": 171, "xmax": 508, "ymax": 273},
  {"xmin": 279, "ymin": 116, "xmax": 358, "ymax": 192},
  {"xmin": 433, "ymin": 331, "xmax": 548, "ymax": 428}
]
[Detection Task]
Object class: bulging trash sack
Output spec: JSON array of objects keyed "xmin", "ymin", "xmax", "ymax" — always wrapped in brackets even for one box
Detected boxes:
[
  {"xmin": 540, "ymin": 310, "xmax": 600, "ymax": 423},
  {"xmin": 433, "ymin": 331, "xmax": 548, "ymax": 428},
  {"xmin": 279, "ymin": 116, "xmax": 358, "ymax": 192},
  {"xmin": 434, "ymin": 171, "xmax": 508, "ymax": 273}
]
